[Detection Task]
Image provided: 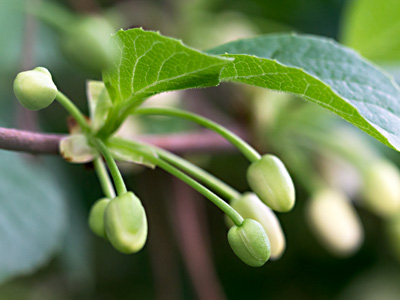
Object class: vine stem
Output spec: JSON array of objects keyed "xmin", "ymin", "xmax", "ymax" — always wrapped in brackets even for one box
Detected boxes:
[
  {"xmin": 108, "ymin": 138, "xmax": 244, "ymax": 227},
  {"xmin": 0, "ymin": 127, "xmax": 240, "ymax": 155},
  {"xmin": 93, "ymin": 157, "xmax": 116, "ymax": 199},
  {"xmin": 55, "ymin": 91, "xmax": 91, "ymax": 133},
  {"xmin": 93, "ymin": 138, "xmax": 127, "ymax": 196},
  {"xmin": 134, "ymin": 107, "xmax": 261, "ymax": 163}
]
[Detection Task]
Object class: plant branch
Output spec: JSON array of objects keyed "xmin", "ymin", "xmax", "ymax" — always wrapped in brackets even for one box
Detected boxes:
[{"xmin": 0, "ymin": 127, "xmax": 246, "ymax": 155}]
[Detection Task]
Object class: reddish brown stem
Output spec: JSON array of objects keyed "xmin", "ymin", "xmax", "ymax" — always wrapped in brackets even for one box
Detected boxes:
[{"xmin": 0, "ymin": 127, "xmax": 244, "ymax": 155}]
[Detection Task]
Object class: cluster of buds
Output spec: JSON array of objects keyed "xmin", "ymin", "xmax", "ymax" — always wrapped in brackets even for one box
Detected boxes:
[
  {"xmin": 89, "ymin": 192, "xmax": 147, "ymax": 254},
  {"xmin": 13, "ymin": 67, "xmax": 297, "ymax": 266}
]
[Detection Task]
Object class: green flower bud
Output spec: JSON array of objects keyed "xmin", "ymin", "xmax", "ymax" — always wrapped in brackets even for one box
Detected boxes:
[
  {"xmin": 227, "ymin": 193, "xmax": 285, "ymax": 260},
  {"xmin": 88, "ymin": 198, "xmax": 111, "ymax": 238},
  {"xmin": 362, "ymin": 160, "xmax": 400, "ymax": 217},
  {"xmin": 228, "ymin": 219, "xmax": 271, "ymax": 267},
  {"xmin": 61, "ymin": 16, "xmax": 116, "ymax": 73},
  {"xmin": 13, "ymin": 67, "xmax": 57, "ymax": 111},
  {"xmin": 247, "ymin": 154, "xmax": 295, "ymax": 212},
  {"xmin": 104, "ymin": 192, "xmax": 147, "ymax": 254},
  {"xmin": 307, "ymin": 189, "xmax": 363, "ymax": 256}
]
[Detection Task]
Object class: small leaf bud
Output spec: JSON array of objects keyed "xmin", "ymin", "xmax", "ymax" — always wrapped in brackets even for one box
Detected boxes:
[
  {"xmin": 13, "ymin": 67, "xmax": 57, "ymax": 111},
  {"xmin": 247, "ymin": 154, "xmax": 295, "ymax": 212},
  {"xmin": 228, "ymin": 219, "xmax": 271, "ymax": 267},
  {"xmin": 104, "ymin": 192, "xmax": 147, "ymax": 254}
]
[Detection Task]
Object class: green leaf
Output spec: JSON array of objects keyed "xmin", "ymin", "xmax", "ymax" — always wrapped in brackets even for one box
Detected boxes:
[
  {"xmin": 341, "ymin": 0, "xmax": 400, "ymax": 62},
  {"xmin": 0, "ymin": 151, "xmax": 67, "ymax": 283},
  {"xmin": 208, "ymin": 34, "xmax": 400, "ymax": 151},
  {"xmin": 102, "ymin": 28, "xmax": 232, "ymax": 108}
]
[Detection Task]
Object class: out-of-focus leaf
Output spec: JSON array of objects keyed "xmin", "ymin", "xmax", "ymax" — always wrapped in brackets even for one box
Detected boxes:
[
  {"xmin": 341, "ymin": 0, "xmax": 400, "ymax": 62},
  {"xmin": 0, "ymin": 151, "xmax": 67, "ymax": 283},
  {"xmin": 208, "ymin": 34, "xmax": 400, "ymax": 151}
]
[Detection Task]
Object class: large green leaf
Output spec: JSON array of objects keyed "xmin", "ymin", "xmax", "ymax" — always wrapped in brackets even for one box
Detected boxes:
[
  {"xmin": 0, "ymin": 151, "xmax": 67, "ymax": 283},
  {"xmin": 207, "ymin": 34, "xmax": 400, "ymax": 151},
  {"xmin": 341, "ymin": 0, "xmax": 400, "ymax": 62},
  {"xmin": 102, "ymin": 28, "xmax": 232, "ymax": 108}
]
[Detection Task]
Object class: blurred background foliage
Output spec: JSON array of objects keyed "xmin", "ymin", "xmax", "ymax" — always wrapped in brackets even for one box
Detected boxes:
[{"xmin": 1, "ymin": 0, "xmax": 400, "ymax": 299}]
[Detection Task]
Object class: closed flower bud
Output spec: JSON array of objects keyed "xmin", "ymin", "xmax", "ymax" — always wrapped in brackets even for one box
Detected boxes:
[
  {"xmin": 362, "ymin": 160, "xmax": 400, "ymax": 217},
  {"xmin": 104, "ymin": 192, "xmax": 147, "ymax": 254},
  {"xmin": 227, "ymin": 193, "xmax": 286, "ymax": 259},
  {"xmin": 228, "ymin": 219, "xmax": 271, "ymax": 267},
  {"xmin": 13, "ymin": 67, "xmax": 57, "ymax": 111},
  {"xmin": 307, "ymin": 189, "xmax": 363, "ymax": 256},
  {"xmin": 61, "ymin": 16, "xmax": 116, "ymax": 73},
  {"xmin": 247, "ymin": 154, "xmax": 295, "ymax": 212},
  {"xmin": 88, "ymin": 198, "xmax": 111, "ymax": 238}
]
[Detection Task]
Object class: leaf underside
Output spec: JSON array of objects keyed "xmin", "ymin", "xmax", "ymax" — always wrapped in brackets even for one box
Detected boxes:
[
  {"xmin": 341, "ymin": 0, "xmax": 400, "ymax": 62},
  {"xmin": 208, "ymin": 34, "xmax": 400, "ymax": 151}
]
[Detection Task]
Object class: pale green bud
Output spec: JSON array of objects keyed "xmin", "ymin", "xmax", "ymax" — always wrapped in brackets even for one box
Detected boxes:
[
  {"xmin": 13, "ymin": 67, "xmax": 57, "ymax": 111},
  {"xmin": 362, "ymin": 160, "xmax": 400, "ymax": 217},
  {"xmin": 228, "ymin": 219, "xmax": 271, "ymax": 267},
  {"xmin": 88, "ymin": 198, "xmax": 111, "ymax": 238},
  {"xmin": 104, "ymin": 192, "xmax": 147, "ymax": 254},
  {"xmin": 227, "ymin": 193, "xmax": 285, "ymax": 260},
  {"xmin": 307, "ymin": 189, "xmax": 363, "ymax": 256},
  {"xmin": 247, "ymin": 155, "xmax": 295, "ymax": 212}
]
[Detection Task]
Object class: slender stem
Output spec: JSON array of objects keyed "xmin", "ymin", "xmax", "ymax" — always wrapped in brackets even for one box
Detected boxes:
[
  {"xmin": 110, "ymin": 137, "xmax": 241, "ymax": 201},
  {"xmin": 93, "ymin": 139, "xmax": 127, "ymax": 196},
  {"xmin": 93, "ymin": 157, "xmax": 116, "ymax": 199},
  {"xmin": 55, "ymin": 91, "xmax": 91, "ymax": 133},
  {"xmin": 158, "ymin": 150, "xmax": 241, "ymax": 201},
  {"xmin": 134, "ymin": 107, "xmax": 261, "ymax": 163},
  {"xmin": 109, "ymin": 138, "xmax": 244, "ymax": 226}
]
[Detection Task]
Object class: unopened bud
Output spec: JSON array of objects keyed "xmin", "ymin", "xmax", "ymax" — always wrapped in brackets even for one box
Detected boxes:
[
  {"xmin": 362, "ymin": 160, "xmax": 400, "ymax": 217},
  {"xmin": 88, "ymin": 198, "xmax": 110, "ymax": 238},
  {"xmin": 227, "ymin": 193, "xmax": 286, "ymax": 260},
  {"xmin": 247, "ymin": 155, "xmax": 295, "ymax": 212},
  {"xmin": 13, "ymin": 67, "xmax": 57, "ymax": 111},
  {"xmin": 307, "ymin": 189, "xmax": 363, "ymax": 256},
  {"xmin": 228, "ymin": 219, "xmax": 271, "ymax": 267},
  {"xmin": 104, "ymin": 192, "xmax": 147, "ymax": 254}
]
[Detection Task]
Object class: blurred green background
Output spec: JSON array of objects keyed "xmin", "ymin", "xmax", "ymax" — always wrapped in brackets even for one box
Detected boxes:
[{"xmin": 1, "ymin": 0, "xmax": 400, "ymax": 299}]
